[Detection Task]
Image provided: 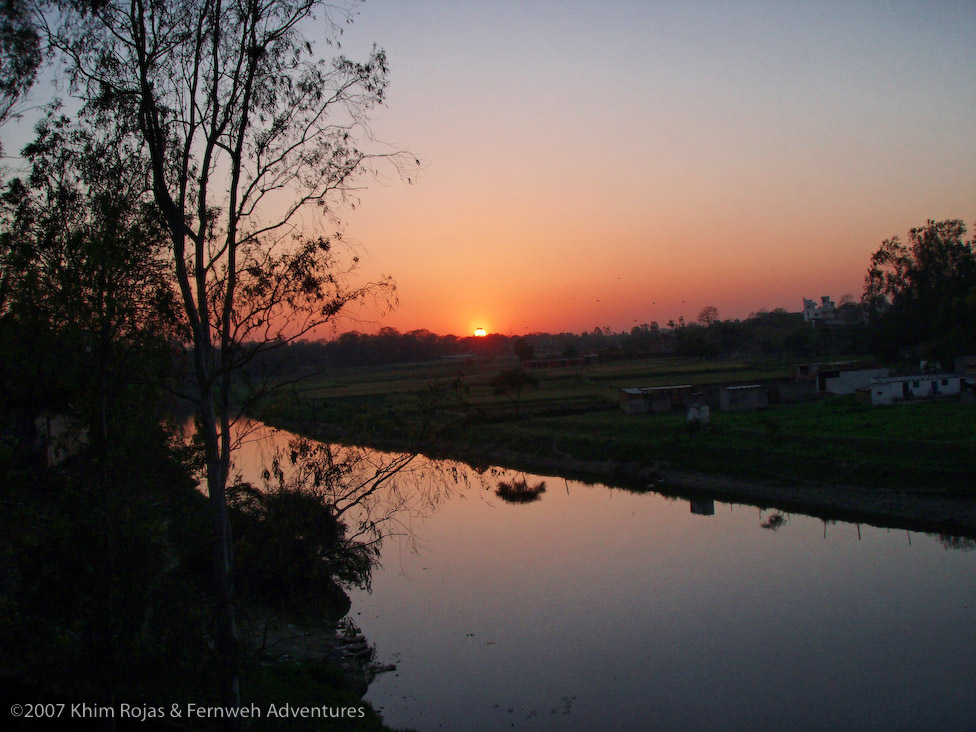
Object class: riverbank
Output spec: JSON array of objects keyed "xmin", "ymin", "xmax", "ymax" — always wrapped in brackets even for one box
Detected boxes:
[
  {"xmin": 264, "ymin": 414, "xmax": 976, "ymax": 539},
  {"xmin": 256, "ymin": 354, "xmax": 976, "ymax": 537}
]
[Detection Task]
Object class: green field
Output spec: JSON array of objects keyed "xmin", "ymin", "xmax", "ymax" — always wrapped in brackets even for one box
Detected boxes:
[{"xmin": 259, "ymin": 356, "xmax": 976, "ymax": 493}]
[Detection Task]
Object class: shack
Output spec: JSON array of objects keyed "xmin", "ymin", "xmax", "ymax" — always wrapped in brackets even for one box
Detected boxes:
[
  {"xmin": 719, "ymin": 385, "xmax": 768, "ymax": 412},
  {"xmin": 822, "ymin": 368, "xmax": 890, "ymax": 395},
  {"xmin": 791, "ymin": 360, "xmax": 885, "ymax": 393},
  {"xmin": 618, "ymin": 385, "xmax": 694, "ymax": 414},
  {"xmin": 955, "ymin": 356, "xmax": 976, "ymax": 384},
  {"xmin": 642, "ymin": 384, "xmax": 694, "ymax": 413},
  {"xmin": 619, "ymin": 388, "xmax": 649, "ymax": 415},
  {"xmin": 864, "ymin": 374, "xmax": 963, "ymax": 406}
]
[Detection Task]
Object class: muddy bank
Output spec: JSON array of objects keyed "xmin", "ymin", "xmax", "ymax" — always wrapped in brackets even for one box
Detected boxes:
[
  {"xmin": 267, "ymin": 418, "xmax": 976, "ymax": 539},
  {"xmin": 430, "ymin": 441, "xmax": 976, "ymax": 538}
]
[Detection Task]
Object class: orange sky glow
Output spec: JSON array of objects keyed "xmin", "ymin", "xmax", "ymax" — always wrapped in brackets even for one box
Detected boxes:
[{"xmin": 311, "ymin": 1, "xmax": 976, "ymax": 337}]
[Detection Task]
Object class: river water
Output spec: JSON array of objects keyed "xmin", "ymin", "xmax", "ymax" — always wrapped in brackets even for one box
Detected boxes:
[{"xmin": 236, "ymin": 424, "xmax": 976, "ymax": 732}]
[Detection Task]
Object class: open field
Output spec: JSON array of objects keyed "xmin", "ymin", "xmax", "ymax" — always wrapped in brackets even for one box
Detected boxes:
[
  {"xmin": 259, "ymin": 356, "xmax": 976, "ymax": 495},
  {"xmin": 263, "ymin": 355, "xmax": 791, "ymax": 426}
]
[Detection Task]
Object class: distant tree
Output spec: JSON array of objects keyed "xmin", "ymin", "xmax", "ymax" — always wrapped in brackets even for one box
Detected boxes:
[
  {"xmin": 513, "ymin": 336, "xmax": 535, "ymax": 362},
  {"xmin": 863, "ymin": 219, "xmax": 976, "ymax": 363},
  {"xmin": 697, "ymin": 305, "xmax": 719, "ymax": 327},
  {"xmin": 675, "ymin": 325, "xmax": 718, "ymax": 359},
  {"xmin": 490, "ymin": 368, "xmax": 539, "ymax": 418}
]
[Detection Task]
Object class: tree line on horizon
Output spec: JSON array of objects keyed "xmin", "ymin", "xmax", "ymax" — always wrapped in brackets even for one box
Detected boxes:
[
  {"xmin": 246, "ymin": 303, "xmax": 870, "ymax": 374},
  {"xmin": 256, "ymin": 217, "xmax": 976, "ymax": 373}
]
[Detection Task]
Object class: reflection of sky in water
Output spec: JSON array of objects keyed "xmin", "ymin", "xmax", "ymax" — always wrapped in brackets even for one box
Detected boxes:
[{"xmin": 237, "ymin": 424, "xmax": 976, "ymax": 732}]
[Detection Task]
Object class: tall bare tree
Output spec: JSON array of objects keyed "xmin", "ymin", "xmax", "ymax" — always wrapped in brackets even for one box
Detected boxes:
[{"xmin": 40, "ymin": 0, "xmax": 412, "ymax": 715}]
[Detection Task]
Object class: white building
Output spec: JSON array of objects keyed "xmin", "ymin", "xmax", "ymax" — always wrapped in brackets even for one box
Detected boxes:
[
  {"xmin": 865, "ymin": 374, "xmax": 963, "ymax": 406},
  {"xmin": 823, "ymin": 368, "xmax": 890, "ymax": 395},
  {"xmin": 802, "ymin": 296, "xmax": 838, "ymax": 325}
]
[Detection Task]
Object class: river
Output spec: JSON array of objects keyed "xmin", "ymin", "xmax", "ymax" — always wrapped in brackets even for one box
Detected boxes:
[{"xmin": 235, "ymin": 423, "xmax": 976, "ymax": 732}]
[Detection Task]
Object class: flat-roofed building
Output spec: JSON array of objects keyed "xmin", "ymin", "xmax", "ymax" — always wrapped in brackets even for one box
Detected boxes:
[{"xmin": 719, "ymin": 385, "xmax": 768, "ymax": 412}]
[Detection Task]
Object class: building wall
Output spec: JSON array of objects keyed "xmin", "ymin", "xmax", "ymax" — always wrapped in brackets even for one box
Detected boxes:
[
  {"xmin": 869, "ymin": 376, "xmax": 962, "ymax": 405},
  {"xmin": 719, "ymin": 386, "xmax": 769, "ymax": 412},
  {"xmin": 619, "ymin": 391, "xmax": 648, "ymax": 414},
  {"xmin": 823, "ymin": 368, "xmax": 890, "ymax": 395}
]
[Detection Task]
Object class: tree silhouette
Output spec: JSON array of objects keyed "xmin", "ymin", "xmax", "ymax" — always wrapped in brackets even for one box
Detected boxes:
[
  {"xmin": 697, "ymin": 305, "xmax": 719, "ymax": 327},
  {"xmin": 0, "ymin": 0, "xmax": 41, "ymax": 151},
  {"xmin": 490, "ymin": 368, "xmax": 539, "ymax": 418},
  {"xmin": 863, "ymin": 219, "xmax": 976, "ymax": 363},
  {"xmin": 42, "ymin": 0, "xmax": 416, "ymax": 715}
]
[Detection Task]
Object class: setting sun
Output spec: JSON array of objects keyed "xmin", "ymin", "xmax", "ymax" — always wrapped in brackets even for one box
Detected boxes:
[{"xmin": 473, "ymin": 327, "xmax": 487, "ymax": 337}]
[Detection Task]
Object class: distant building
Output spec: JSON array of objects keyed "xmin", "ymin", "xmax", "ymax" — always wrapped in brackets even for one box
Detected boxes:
[
  {"xmin": 791, "ymin": 361, "xmax": 886, "ymax": 393},
  {"xmin": 690, "ymin": 499, "xmax": 715, "ymax": 516},
  {"xmin": 954, "ymin": 356, "xmax": 976, "ymax": 384},
  {"xmin": 719, "ymin": 385, "xmax": 768, "ymax": 412},
  {"xmin": 802, "ymin": 296, "xmax": 839, "ymax": 325},
  {"xmin": 619, "ymin": 388, "xmax": 649, "ymax": 415},
  {"xmin": 619, "ymin": 385, "xmax": 694, "ymax": 414},
  {"xmin": 862, "ymin": 374, "xmax": 963, "ymax": 406},
  {"xmin": 822, "ymin": 368, "xmax": 890, "ymax": 395}
]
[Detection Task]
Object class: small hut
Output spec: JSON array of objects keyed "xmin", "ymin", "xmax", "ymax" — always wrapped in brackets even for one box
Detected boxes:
[{"xmin": 719, "ymin": 385, "xmax": 768, "ymax": 412}]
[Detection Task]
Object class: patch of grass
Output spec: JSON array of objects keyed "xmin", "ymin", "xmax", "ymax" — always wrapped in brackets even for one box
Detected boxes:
[{"xmin": 258, "ymin": 356, "xmax": 976, "ymax": 493}]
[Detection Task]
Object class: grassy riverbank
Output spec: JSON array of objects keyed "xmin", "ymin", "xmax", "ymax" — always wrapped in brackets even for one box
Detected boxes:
[{"xmin": 259, "ymin": 355, "xmax": 976, "ymax": 496}]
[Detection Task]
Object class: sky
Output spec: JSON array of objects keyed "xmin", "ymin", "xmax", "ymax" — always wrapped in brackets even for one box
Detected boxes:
[
  {"xmin": 312, "ymin": 0, "xmax": 976, "ymax": 337},
  {"xmin": 7, "ymin": 1, "xmax": 973, "ymax": 338}
]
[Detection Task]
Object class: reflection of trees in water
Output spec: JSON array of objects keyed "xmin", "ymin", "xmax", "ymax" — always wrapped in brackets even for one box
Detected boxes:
[
  {"xmin": 226, "ymin": 427, "xmax": 471, "ymax": 609},
  {"xmin": 760, "ymin": 511, "xmax": 788, "ymax": 531},
  {"xmin": 939, "ymin": 535, "xmax": 976, "ymax": 552},
  {"xmin": 495, "ymin": 477, "xmax": 547, "ymax": 504}
]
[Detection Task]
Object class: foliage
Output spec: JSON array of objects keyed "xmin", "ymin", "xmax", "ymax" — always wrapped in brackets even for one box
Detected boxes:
[
  {"xmin": 228, "ymin": 436, "xmax": 418, "ymax": 617},
  {"xmin": 863, "ymin": 219, "xmax": 976, "ymax": 364},
  {"xmin": 495, "ymin": 478, "xmax": 546, "ymax": 504},
  {"xmin": 697, "ymin": 304, "xmax": 719, "ymax": 327},
  {"xmin": 0, "ymin": 0, "xmax": 41, "ymax": 150},
  {"xmin": 0, "ymin": 115, "xmax": 181, "ymax": 458},
  {"xmin": 0, "ymin": 24, "xmax": 407, "ymax": 721},
  {"xmin": 512, "ymin": 336, "xmax": 535, "ymax": 361},
  {"xmin": 0, "ymin": 418, "xmax": 218, "ymax": 707},
  {"xmin": 37, "ymin": 0, "xmax": 416, "ymax": 710},
  {"xmin": 489, "ymin": 367, "xmax": 540, "ymax": 417}
]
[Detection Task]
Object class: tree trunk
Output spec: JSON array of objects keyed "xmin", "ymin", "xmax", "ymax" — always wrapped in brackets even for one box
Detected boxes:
[{"xmin": 199, "ymin": 394, "xmax": 241, "ymax": 727}]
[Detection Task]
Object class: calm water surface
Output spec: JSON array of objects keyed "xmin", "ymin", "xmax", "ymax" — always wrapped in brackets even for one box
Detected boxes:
[{"xmin": 240, "ymin": 425, "xmax": 976, "ymax": 732}]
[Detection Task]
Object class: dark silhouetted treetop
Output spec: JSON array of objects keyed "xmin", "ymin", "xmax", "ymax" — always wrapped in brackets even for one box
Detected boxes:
[
  {"xmin": 40, "ymin": 0, "xmax": 416, "ymax": 719},
  {"xmin": 863, "ymin": 219, "xmax": 976, "ymax": 363}
]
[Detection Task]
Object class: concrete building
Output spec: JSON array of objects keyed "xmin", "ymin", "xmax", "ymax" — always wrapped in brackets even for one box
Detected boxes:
[
  {"xmin": 863, "ymin": 374, "xmax": 963, "ymax": 406},
  {"xmin": 954, "ymin": 356, "xmax": 976, "ymax": 384},
  {"xmin": 619, "ymin": 385, "xmax": 694, "ymax": 414},
  {"xmin": 791, "ymin": 361, "xmax": 886, "ymax": 393},
  {"xmin": 619, "ymin": 388, "xmax": 649, "ymax": 415},
  {"xmin": 719, "ymin": 385, "xmax": 768, "ymax": 412},
  {"xmin": 822, "ymin": 368, "xmax": 890, "ymax": 395},
  {"xmin": 802, "ymin": 296, "xmax": 838, "ymax": 325}
]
